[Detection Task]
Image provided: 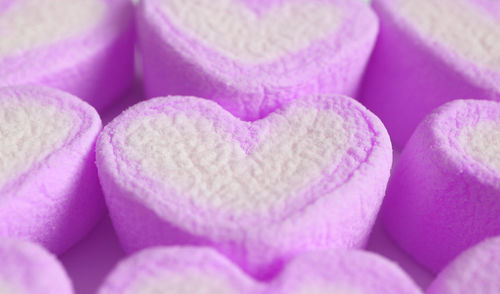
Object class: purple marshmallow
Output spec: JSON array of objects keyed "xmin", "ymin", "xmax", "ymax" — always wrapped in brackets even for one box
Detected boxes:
[
  {"xmin": 137, "ymin": 0, "xmax": 378, "ymax": 120},
  {"xmin": 383, "ymin": 99, "xmax": 500, "ymax": 273},
  {"xmin": 0, "ymin": 85, "xmax": 104, "ymax": 254},
  {"xmin": 0, "ymin": 238, "xmax": 73, "ymax": 294},
  {"xmin": 96, "ymin": 94, "xmax": 392, "ymax": 277},
  {"xmin": 427, "ymin": 236, "xmax": 500, "ymax": 294},
  {"xmin": 98, "ymin": 246, "xmax": 422, "ymax": 294},
  {"xmin": 361, "ymin": 0, "xmax": 500, "ymax": 148},
  {"xmin": 0, "ymin": 0, "xmax": 135, "ymax": 111}
]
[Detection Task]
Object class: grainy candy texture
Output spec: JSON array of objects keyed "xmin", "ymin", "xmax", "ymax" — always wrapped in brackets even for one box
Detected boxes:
[
  {"xmin": 98, "ymin": 247, "xmax": 422, "ymax": 294},
  {"xmin": 0, "ymin": 238, "xmax": 73, "ymax": 294},
  {"xmin": 426, "ymin": 237, "xmax": 500, "ymax": 294},
  {"xmin": 96, "ymin": 94, "xmax": 392, "ymax": 277},
  {"xmin": 361, "ymin": 0, "xmax": 500, "ymax": 148},
  {"xmin": 0, "ymin": 0, "xmax": 135, "ymax": 111},
  {"xmin": 383, "ymin": 99, "xmax": 500, "ymax": 273},
  {"xmin": 137, "ymin": 0, "xmax": 378, "ymax": 120},
  {"xmin": 0, "ymin": 86, "xmax": 105, "ymax": 255}
]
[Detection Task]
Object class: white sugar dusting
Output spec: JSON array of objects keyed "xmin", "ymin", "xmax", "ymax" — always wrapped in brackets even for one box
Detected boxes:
[
  {"xmin": 393, "ymin": 0, "xmax": 500, "ymax": 69},
  {"xmin": 157, "ymin": 0, "xmax": 342, "ymax": 62},
  {"xmin": 460, "ymin": 121, "xmax": 500, "ymax": 171},
  {"xmin": 0, "ymin": 99, "xmax": 72, "ymax": 186},
  {"xmin": 127, "ymin": 271, "xmax": 238, "ymax": 294},
  {"xmin": 124, "ymin": 109, "xmax": 348, "ymax": 213},
  {"xmin": 0, "ymin": 279, "xmax": 22, "ymax": 294},
  {"xmin": 0, "ymin": 0, "xmax": 105, "ymax": 57},
  {"xmin": 294, "ymin": 285, "xmax": 362, "ymax": 294}
]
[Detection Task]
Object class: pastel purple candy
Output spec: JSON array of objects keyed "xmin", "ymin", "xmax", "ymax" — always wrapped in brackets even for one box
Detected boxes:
[
  {"xmin": 361, "ymin": 0, "xmax": 500, "ymax": 148},
  {"xmin": 0, "ymin": 238, "xmax": 73, "ymax": 294},
  {"xmin": 383, "ymin": 99, "xmax": 500, "ymax": 273},
  {"xmin": 0, "ymin": 0, "xmax": 135, "ymax": 112},
  {"xmin": 426, "ymin": 236, "xmax": 500, "ymax": 294},
  {"xmin": 98, "ymin": 246, "xmax": 422, "ymax": 294},
  {"xmin": 0, "ymin": 85, "xmax": 105, "ymax": 254},
  {"xmin": 137, "ymin": 0, "xmax": 378, "ymax": 120},
  {"xmin": 96, "ymin": 94, "xmax": 392, "ymax": 277}
]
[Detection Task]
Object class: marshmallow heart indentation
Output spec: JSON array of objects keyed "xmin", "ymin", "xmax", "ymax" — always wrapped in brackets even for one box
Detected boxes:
[
  {"xmin": 97, "ymin": 247, "xmax": 422, "ymax": 294},
  {"xmin": 157, "ymin": 0, "xmax": 343, "ymax": 62},
  {"xmin": 97, "ymin": 95, "xmax": 392, "ymax": 277},
  {"xmin": 0, "ymin": 85, "xmax": 105, "ymax": 255},
  {"xmin": 0, "ymin": 0, "xmax": 135, "ymax": 111},
  {"xmin": 138, "ymin": 0, "xmax": 379, "ymax": 120}
]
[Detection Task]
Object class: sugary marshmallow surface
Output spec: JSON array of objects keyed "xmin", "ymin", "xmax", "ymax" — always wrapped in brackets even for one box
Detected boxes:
[
  {"xmin": 0, "ymin": 0, "xmax": 104, "ymax": 57},
  {"xmin": 383, "ymin": 99, "xmax": 500, "ymax": 273},
  {"xmin": 138, "ymin": 0, "xmax": 379, "ymax": 119},
  {"xmin": 98, "ymin": 247, "xmax": 422, "ymax": 294},
  {"xmin": 361, "ymin": 0, "xmax": 500, "ymax": 148},
  {"xmin": 0, "ymin": 98, "xmax": 72, "ymax": 187},
  {"xmin": 97, "ymin": 94, "xmax": 392, "ymax": 277},
  {"xmin": 157, "ymin": 0, "xmax": 342, "ymax": 62},
  {"xmin": 0, "ymin": 86, "xmax": 104, "ymax": 255},
  {"xmin": 0, "ymin": 238, "xmax": 73, "ymax": 294},
  {"xmin": 0, "ymin": 0, "xmax": 134, "ymax": 111},
  {"xmin": 427, "ymin": 237, "xmax": 500, "ymax": 294}
]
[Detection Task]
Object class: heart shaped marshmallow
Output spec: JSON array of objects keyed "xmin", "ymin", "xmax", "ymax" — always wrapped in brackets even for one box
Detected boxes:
[
  {"xmin": 137, "ymin": 0, "xmax": 378, "ymax": 120},
  {"xmin": 361, "ymin": 0, "xmax": 500, "ymax": 148},
  {"xmin": 383, "ymin": 99, "xmax": 500, "ymax": 273},
  {"xmin": 97, "ymin": 246, "xmax": 422, "ymax": 294},
  {"xmin": 0, "ymin": 85, "xmax": 104, "ymax": 254},
  {"xmin": 0, "ymin": 238, "xmax": 73, "ymax": 294},
  {"xmin": 0, "ymin": 0, "xmax": 134, "ymax": 111},
  {"xmin": 96, "ymin": 94, "xmax": 392, "ymax": 277},
  {"xmin": 427, "ymin": 236, "xmax": 500, "ymax": 294}
]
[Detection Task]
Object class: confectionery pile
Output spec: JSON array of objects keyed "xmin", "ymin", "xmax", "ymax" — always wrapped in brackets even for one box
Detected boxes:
[{"xmin": 0, "ymin": 0, "xmax": 498, "ymax": 293}]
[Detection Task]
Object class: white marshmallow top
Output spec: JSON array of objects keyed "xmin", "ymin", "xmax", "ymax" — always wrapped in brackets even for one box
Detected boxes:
[
  {"xmin": 0, "ymin": 0, "xmax": 105, "ymax": 57},
  {"xmin": 126, "ymin": 271, "xmax": 238, "ymax": 294},
  {"xmin": 392, "ymin": 0, "xmax": 500, "ymax": 70},
  {"xmin": 157, "ymin": 0, "xmax": 343, "ymax": 62},
  {"xmin": 123, "ymin": 109, "xmax": 348, "ymax": 214},
  {"xmin": 460, "ymin": 121, "xmax": 500, "ymax": 171},
  {"xmin": 0, "ymin": 98, "xmax": 72, "ymax": 186}
]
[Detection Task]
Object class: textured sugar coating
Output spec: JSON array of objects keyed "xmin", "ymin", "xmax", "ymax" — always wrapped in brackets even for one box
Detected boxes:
[
  {"xmin": 98, "ymin": 247, "xmax": 422, "ymax": 294},
  {"xmin": 0, "ymin": 0, "xmax": 134, "ymax": 111},
  {"xmin": 0, "ymin": 238, "xmax": 73, "ymax": 294},
  {"xmin": 0, "ymin": 85, "xmax": 105, "ymax": 255},
  {"xmin": 360, "ymin": 0, "xmax": 500, "ymax": 148},
  {"xmin": 96, "ymin": 94, "xmax": 393, "ymax": 277},
  {"xmin": 0, "ymin": 99, "xmax": 72, "ymax": 187},
  {"xmin": 124, "ymin": 110, "xmax": 347, "ymax": 214},
  {"xmin": 394, "ymin": 0, "xmax": 500, "ymax": 69},
  {"xmin": 0, "ymin": 0, "xmax": 104, "ymax": 57},
  {"xmin": 383, "ymin": 99, "xmax": 500, "ymax": 273},
  {"xmin": 427, "ymin": 237, "xmax": 500, "ymax": 294},
  {"xmin": 158, "ymin": 0, "xmax": 342, "ymax": 62},
  {"xmin": 138, "ymin": 0, "xmax": 379, "ymax": 120},
  {"xmin": 460, "ymin": 122, "xmax": 500, "ymax": 171}
]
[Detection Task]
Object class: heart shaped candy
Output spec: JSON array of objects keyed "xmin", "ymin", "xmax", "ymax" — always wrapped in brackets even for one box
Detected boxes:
[
  {"xmin": 137, "ymin": 0, "xmax": 378, "ymax": 120},
  {"xmin": 427, "ymin": 236, "xmax": 500, "ymax": 294},
  {"xmin": 0, "ymin": 238, "xmax": 73, "ymax": 294},
  {"xmin": 96, "ymin": 94, "xmax": 392, "ymax": 277},
  {"xmin": 97, "ymin": 247, "xmax": 422, "ymax": 294},
  {"xmin": 0, "ymin": 0, "xmax": 134, "ymax": 111},
  {"xmin": 361, "ymin": 0, "xmax": 500, "ymax": 148},
  {"xmin": 383, "ymin": 99, "xmax": 500, "ymax": 273},
  {"xmin": 0, "ymin": 85, "xmax": 104, "ymax": 254}
]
